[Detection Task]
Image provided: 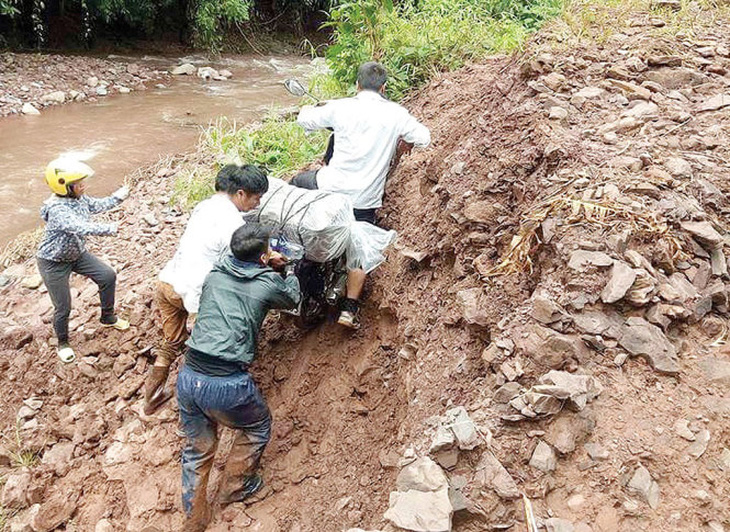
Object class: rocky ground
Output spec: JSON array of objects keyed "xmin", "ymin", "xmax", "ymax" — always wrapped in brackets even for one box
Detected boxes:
[
  {"xmin": 0, "ymin": 53, "xmax": 167, "ymax": 117},
  {"xmin": 1, "ymin": 1, "xmax": 730, "ymax": 531}
]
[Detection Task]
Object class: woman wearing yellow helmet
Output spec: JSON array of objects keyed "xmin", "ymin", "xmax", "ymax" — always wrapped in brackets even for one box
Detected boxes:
[{"xmin": 37, "ymin": 158, "xmax": 131, "ymax": 363}]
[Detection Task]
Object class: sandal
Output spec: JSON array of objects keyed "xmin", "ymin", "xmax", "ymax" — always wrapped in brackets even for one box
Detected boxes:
[{"xmin": 57, "ymin": 345, "xmax": 76, "ymax": 363}]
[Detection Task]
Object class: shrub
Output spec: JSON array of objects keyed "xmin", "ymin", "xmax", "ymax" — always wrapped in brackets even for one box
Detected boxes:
[{"xmin": 324, "ymin": 0, "xmax": 565, "ymax": 100}]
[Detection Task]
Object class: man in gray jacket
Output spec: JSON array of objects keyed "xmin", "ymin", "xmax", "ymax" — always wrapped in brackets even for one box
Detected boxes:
[{"xmin": 176, "ymin": 223, "xmax": 300, "ymax": 531}]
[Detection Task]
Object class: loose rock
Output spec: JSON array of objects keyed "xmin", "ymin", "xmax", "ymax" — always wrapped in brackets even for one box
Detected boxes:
[
  {"xmin": 384, "ymin": 489, "xmax": 453, "ymax": 532},
  {"xmin": 568, "ymin": 251, "xmax": 613, "ymax": 270},
  {"xmin": 618, "ymin": 317, "xmax": 679, "ymax": 374},
  {"xmin": 626, "ymin": 465, "xmax": 660, "ymax": 509},
  {"xmin": 171, "ymin": 63, "xmax": 196, "ymax": 75},
  {"xmin": 529, "ymin": 440, "xmax": 557, "ymax": 472},
  {"xmin": 396, "ymin": 457, "xmax": 448, "ymax": 492},
  {"xmin": 688, "ymin": 429, "xmax": 710, "ymax": 459},
  {"xmin": 601, "ymin": 261, "xmax": 637, "ymax": 303},
  {"xmin": 473, "ymin": 452, "xmax": 520, "ymax": 500}
]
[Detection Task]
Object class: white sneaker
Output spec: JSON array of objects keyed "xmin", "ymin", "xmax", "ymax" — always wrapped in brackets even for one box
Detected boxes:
[
  {"xmin": 57, "ymin": 346, "xmax": 76, "ymax": 363},
  {"xmin": 337, "ymin": 310, "xmax": 360, "ymax": 330}
]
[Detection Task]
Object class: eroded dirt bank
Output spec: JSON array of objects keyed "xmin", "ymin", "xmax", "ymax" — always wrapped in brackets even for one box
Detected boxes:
[{"xmin": 1, "ymin": 2, "xmax": 730, "ymax": 531}]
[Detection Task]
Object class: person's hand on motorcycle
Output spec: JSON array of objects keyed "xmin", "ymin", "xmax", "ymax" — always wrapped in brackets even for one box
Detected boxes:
[{"xmin": 266, "ymin": 251, "xmax": 289, "ymax": 271}]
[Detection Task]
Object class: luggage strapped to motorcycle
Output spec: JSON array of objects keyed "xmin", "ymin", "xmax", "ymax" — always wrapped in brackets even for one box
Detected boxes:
[{"xmin": 255, "ymin": 185, "xmax": 332, "ymax": 252}]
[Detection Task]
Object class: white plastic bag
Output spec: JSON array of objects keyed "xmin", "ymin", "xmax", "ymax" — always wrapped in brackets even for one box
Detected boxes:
[
  {"xmin": 245, "ymin": 177, "xmax": 395, "ymax": 271},
  {"xmin": 347, "ymin": 221, "xmax": 396, "ymax": 273}
]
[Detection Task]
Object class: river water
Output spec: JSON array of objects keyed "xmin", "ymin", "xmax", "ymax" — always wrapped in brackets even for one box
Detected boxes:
[{"xmin": 0, "ymin": 54, "xmax": 310, "ymax": 248}]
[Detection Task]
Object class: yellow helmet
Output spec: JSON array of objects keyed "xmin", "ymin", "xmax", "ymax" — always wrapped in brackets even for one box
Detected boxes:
[{"xmin": 45, "ymin": 158, "xmax": 95, "ymax": 196}]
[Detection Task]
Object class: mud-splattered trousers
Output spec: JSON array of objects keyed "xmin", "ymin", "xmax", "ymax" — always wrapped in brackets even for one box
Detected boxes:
[
  {"xmin": 154, "ymin": 280, "xmax": 189, "ymax": 367},
  {"xmin": 177, "ymin": 364, "xmax": 271, "ymax": 520}
]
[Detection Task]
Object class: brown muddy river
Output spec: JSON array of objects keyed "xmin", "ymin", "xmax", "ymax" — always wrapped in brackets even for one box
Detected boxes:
[{"xmin": 0, "ymin": 54, "xmax": 310, "ymax": 248}]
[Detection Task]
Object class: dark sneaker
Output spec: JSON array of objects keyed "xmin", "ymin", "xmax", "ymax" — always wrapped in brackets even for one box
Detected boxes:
[
  {"xmin": 219, "ymin": 474, "xmax": 264, "ymax": 505},
  {"xmin": 100, "ymin": 315, "xmax": 130, "ymax": 331}
]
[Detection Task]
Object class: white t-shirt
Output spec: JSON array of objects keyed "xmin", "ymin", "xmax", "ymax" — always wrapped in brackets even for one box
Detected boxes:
[
  {"xmin": 297, "ymin": 90, "xmax": 431, "ymax": 209},
  {"xmin": 159, "ymin": 193, "xmax": 244, "ymax": 313}
]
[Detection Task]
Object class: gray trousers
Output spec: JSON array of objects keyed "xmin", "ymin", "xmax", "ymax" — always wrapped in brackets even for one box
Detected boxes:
[{"xmin": 37, "ymin": 252, "xmax": 116, "ymax": 344}]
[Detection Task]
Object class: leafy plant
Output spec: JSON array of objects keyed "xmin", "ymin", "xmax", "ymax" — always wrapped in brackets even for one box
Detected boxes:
[
  {"xmin": 190, "ymin": 0, "xmax": 253, "ymax": 49},
  {"xmin": 1, "ymin": 422, "xmax": 40, "ymax": 470},
  {"xmin": 172, "ymin": 115, "xmax": 328, "ymax": 209},
  {"xmin": 202, "ymin": 115, "xmax": 329, "ymax": 177},
  {"xmin": 0, "ymin": 0, "xmax": 19, "ymax": 16},
  {"xmin": 323, "ymin": 0, "xmax": 565, "ymax": 100}
]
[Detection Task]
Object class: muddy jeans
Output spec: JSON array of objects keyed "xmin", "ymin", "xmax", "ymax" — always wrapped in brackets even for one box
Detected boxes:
[
  {"xmin": 154, "ymin": 280, "xmax": 189, "ymax": 367},
  {"xmin": 177, "ymin": 364, "xmax": 271, "ymax": 519},
  {"xmin": 37, "ymin": 252, "xmax": 116, "ymax": 344}
]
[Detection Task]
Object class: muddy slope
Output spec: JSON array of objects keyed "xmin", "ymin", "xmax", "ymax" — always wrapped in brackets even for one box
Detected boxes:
[{"xmin": 1, "ymin": 3, "xmax": 730, "ymax": 531}]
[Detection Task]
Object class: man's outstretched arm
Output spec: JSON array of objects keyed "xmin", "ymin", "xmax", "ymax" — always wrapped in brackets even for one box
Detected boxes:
[
  {"xmin": 297, "ymin": 103, "xmax": 336, "ymax": 132},
  {"xmin": 401, "ymin": 112, "xmax": 431, "ymax": 148}
]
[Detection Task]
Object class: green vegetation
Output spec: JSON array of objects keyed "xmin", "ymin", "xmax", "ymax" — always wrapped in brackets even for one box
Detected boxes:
[
  {"xmin": 324, "ymin": 0, "xmax": 565, "ymax": 99},
  {"xmin": 9, "ymin": 448, "xmax": 38, "ymax": 468},
  {"xmin": 203, "ymin": 115, "xmax": 329, "ymax": 178},
  {"xmin": 0, "ymin": 0, "xmax": 330, "ymax": 49},
  {"xmin": 171, "ymin": 115, "xmax": 328, "ymax": 210}
]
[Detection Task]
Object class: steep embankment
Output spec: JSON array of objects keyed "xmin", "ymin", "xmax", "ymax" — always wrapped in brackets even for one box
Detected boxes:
[{"xmin": 1, "ymin": 2, "xmax": 730, "ymax": 531}]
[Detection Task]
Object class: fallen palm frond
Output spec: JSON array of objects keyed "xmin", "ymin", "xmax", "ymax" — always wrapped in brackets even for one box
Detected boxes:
[
  {"xmin": 523, "ymin": 494, "xmax": 539, "ymax": 532},
  {"xmin": 480, "ymin": 194, "xmax": 686, "ymax": 278}
]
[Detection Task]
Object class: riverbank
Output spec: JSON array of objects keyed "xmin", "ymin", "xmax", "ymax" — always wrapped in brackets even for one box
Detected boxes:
[
  {"xmin": 0, "ymin": 52, "xmax": 168, "ymax": 117},
  {"xmin": 1, "ymin": 0, "xmax": 730, "ymax": 531},
  {"xmin": 0, "ymin": 52, "xmax": 311, "ymax": 250}
]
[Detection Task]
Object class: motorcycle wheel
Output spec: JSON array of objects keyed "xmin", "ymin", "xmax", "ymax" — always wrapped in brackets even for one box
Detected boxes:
[{"xmin": 294, "ymin": 294, "xmax": 327, "ymax": 330}]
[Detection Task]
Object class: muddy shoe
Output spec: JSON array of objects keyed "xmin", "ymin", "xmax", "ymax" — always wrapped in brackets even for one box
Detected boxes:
[
  {"xmin": 337, "ymin": 310, "xmax": 360, "ymax": 329},
  {"xmin": 144, "ymin": 387, "xmax": 173, "ymax": 416},
  {"xmin": 143, "ymin": 366, "xmax": 172, "ymax": 415},
  {"xmin": 219, "ymin": 474, "xmax": 264, "ymax": 505},
  {"xmin": 337, "ymin": 298, "xmax": 361, "ymax": 329}
]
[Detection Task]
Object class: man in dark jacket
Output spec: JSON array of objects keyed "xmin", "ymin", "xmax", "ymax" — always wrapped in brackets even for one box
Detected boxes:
[{"xmin": 176, "ymin": 223, "xmax": 300, "ymax": 531}]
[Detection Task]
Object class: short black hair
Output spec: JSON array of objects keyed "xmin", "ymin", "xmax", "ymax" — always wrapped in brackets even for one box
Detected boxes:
[
  {"xmin": 215, "ymin": 164, "xmax": 269, "ymax": 195},
  {"xmin": 357, "ymin": 62, "xmax": 387, "ymax": 92},
  {"xmin": 230, "ymin": 223, "xmax": 271, "ymax": 262}
]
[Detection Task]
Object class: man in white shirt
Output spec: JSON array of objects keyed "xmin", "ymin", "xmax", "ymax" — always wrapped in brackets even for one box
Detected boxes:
[
  {"xmin": 293, "ymin": 61, "xmax": 431, "ymax": 328},
  {"xmin": 143, "ymin": 164, "xmax": 270, "ymax": 415}
]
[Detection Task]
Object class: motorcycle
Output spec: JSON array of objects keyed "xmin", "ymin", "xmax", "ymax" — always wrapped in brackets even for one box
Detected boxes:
[
  {"xmin": 275, "ymin": 79, "xmax": 405, "ymax": 329},
  {"xmin": 270, "ymin": 235, "xmax": 348, "ymax": 329}
]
